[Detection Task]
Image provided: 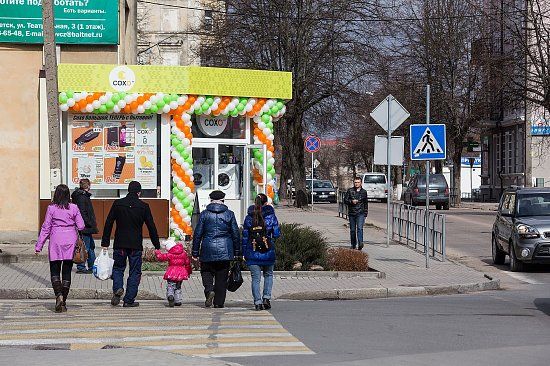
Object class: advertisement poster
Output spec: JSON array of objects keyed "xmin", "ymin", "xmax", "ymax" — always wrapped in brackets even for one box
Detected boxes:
[
  {"xmin": 0, "ymin": 1, "xmax": 118, "ymax": 44},
  {"xmin": 68, "ymin": 114, "xmax": 156, "ymax": 189}
]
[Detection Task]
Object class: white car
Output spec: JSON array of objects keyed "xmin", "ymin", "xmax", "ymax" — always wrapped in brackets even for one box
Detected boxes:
[{"xmin": 361, "ymin": 173, "xmax": 388, "ymax": 202}]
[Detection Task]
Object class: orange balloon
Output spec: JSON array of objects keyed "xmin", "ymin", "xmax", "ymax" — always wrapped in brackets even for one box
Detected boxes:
[
  {"xmin": 123, "ymin": 105, "xmax": 132, "ymax": 113},
  {"xmin": 183, "ymin": 102, "xmax": 191, "ymax": 110},
  {"xmin": 268, "ymin": 146, "xmax": 275, "ymax": 153},
  {"xmin": 137, "ymin": 96, "xmax": 145, "ymax": 104},
  {"xmin": 182, "ymin": 126, "xmax": 191, "ymax": 135},
  {"xmin": 130, "ymin": 101, "xmax": 138, "ymax": 110},
  {"xmin": 85, "ymin": 95, "xmax": 94, "ymax": 103},
  {"xmin": 78, "ymin": 100, "xmax": 87, "ymax": 109},
  {"xmin": 187, "ymin": 95, "xmax": 197, "ymax": 104},
  {"xmin": 188, "ymin": 181, "xmax": 195, "ymax": 191},
  {"xmin": 176, "ymin": 121, "xmax": 185, "ymax": 130},
  {"xmin": 174, "ymin": 215, "xmax": 183, "ymax": 224},
  {"xmin": 176, "ymin": 106, "xmax": 185, "ymax": 115},
  {"xmin": 182, "ymin": 175, "xmax": 190, "ymax": 185}
]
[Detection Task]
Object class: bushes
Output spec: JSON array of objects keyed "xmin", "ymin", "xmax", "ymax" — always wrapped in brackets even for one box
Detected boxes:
[
  {"xmin": 327, "ymin": 247, "xmax": 369, "ymax": 271},
  {"xmin": 275, "ymin": 223, "xmax": 329, "ymax": 270}
]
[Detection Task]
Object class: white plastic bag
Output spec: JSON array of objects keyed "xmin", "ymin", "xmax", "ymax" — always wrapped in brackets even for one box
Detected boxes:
[{"xmin": 93, "ymin": 249, "xmax": 114, "ymax": 281}]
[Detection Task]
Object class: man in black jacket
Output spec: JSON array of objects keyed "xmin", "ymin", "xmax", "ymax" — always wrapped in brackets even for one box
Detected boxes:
[
  {"xmin": 344, "ymin": 177, "xmax": 369, "ymax": 250},
  {"xmin": 101, "ymin": 181, "xmax": 160, "ymax": 307},
  {"xmin": 72, "ymin": 179, "xmax": 98, "ymax": 274}
]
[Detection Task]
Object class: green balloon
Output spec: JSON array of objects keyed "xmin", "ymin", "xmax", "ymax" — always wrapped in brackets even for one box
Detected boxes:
[
  {"xmin": 187, "ymin": 207, "xmax": 194, "ymax": 216},
  {"xmin": 276, "ymin": 101, "xmax": 284, "ymax": 109},
  {"xmin": 201, "ymin": 102, "xmax": 210, "ymax": 110},
  {"xmin": 261, "ymin": 114, "xmax": 270, "ymax": 123},
  {"xmin": 172, "ymin": 187, "xmax": 180, "ymax": 195},
  {"xmin": 182, "ymin": 198, "xmax": 191, "ymax": 207},
  {"xmin": 171, "ymin": 137, "xmax": 179, "ymax": 145},
  {"xmin": 253, "ymin": 149, "xmax": 262, "ymax": 159},
  {"xmin": 269, "ymin": 168, "xmax": 276, "ymax": 175},
  {"xmin": 267, "ymin": 122, "xmax": 274, "ymax": 130},
  {"xmin": 230, "ymin": 109, "xmax": 239, "ymax": 117},
  {"xmin": 156, "ymin": 100, "xmax": 165, "ymax": 109},
  {"xmin": 188, "ymin": 163, "xmax": 194, "ymax": 170},
  {"xmin": 270, "ymin": 106, "xmax": 279, "ymax": 114},
  {"xmin": 171, "ymin": 94, "xmax": 178, "ymax": 102},
  {"xmin": 176, "ymin": 144, "xmax": 185, "ymax": 153},
  {"xmin": 177, "ymin": 191, "xmax": 185, "ymax": 200},
  {"xmin": 106, "ymin": 101, "xmax": 115, "ymax": 110},
  {"xmin": 239, "ymin": 97, "xmax": 248, "ymax": 103},
  {"xmin": 66, "ymin": 90, "xmax": 74, "ymax": 99},
  {"xmin": 195, "ymin": 107, "xmax": 203, "ymax": 115},
  {"xmin": 163, "ymin": 95, "xmax": 171, "ymax": 103},
  {"xmin": 93, "ymin": 108, "xmax": 100, "ymax": 114},
  {"xmin": 144, "ymin": 109, "xmax": 151, "ymax": 115},
  {"xmin": 99, "ymin": 105, "xmax": 107, "ymax": 113},
  {"xmin": 59, "ymin": 93, "xmax": 68, "ymax": 104},
  {"xmin": 118, "ymin": 92, "xmax": 127, "ymax": 99},
  {"xmin": 267, "ymin": 163, "xmax": 274, "ymax": 170},
  {"xmin": 206, "ymin": 97, "xmax": 214, "ymax": 105},
  {"xmin": 150, "ymin": 105, "xmax": 158, "ymax": 113},
  {"xmin": 111, "ymin": 95, "xmax": 120, "ymax": 103},
  {"xmin": 236, "ymin": 103, "xmax": 245, "ymax": 112}
]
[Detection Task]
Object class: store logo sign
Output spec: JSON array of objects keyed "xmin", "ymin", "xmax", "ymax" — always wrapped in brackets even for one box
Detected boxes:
[
  {"xmin": 198, "ymin": 116, "xmax": 228, "ymax": 136},
  {"xmin": 109, "ymin": 66, "xmax": 136, "ymax": 92}
]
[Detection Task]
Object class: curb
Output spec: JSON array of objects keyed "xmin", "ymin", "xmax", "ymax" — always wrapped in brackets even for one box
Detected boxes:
[
  {"xmin": 277, "ymin": 279, "xmax": 500, "ymax": 300},
  {"xmin": 141, "ymin": 270, "xmax": 385, "ymax": 279},
  {"xmin": 0, "ymin": 288, "xmax": 162, "ymax": 300}
]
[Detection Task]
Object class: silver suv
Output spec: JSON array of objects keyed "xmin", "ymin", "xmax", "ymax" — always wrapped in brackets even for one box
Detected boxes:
[{"xmin": 492, "ymin": 187, "xmax": 550, "ymax": 271}]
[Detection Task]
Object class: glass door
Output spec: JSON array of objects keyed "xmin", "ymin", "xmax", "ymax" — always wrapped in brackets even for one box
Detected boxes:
[
  {"xmin": 244, "ymin": 144, "xmax": 267, "ymax": 210},
  {"xmin": 192, "ymin": 144, "xmax": 217, "ymax": 212}
]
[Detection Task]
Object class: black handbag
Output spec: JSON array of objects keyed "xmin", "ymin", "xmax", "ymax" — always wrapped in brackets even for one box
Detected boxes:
[{"xmin": 227, "ymin": 261, "xmax": 243, "ymax": 292}]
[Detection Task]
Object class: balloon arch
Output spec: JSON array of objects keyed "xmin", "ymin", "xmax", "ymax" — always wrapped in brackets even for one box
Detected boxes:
[{"xmin": 58, "ymin": 90, "xmax": 286, "ymax": 239}]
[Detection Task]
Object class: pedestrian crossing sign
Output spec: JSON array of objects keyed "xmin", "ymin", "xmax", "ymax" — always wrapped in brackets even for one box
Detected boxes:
[{"xmin": 410, "ymin": 124, "xmax": 446, "ymax": 160}]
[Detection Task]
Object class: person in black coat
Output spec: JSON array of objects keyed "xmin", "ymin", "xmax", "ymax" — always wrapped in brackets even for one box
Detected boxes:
[
  {"xmin": 71, "ymin": 179, "xmax": 99, "ymax": 274},
  {"xmin": 344, "ymin": 177, "xmax": 369, "ymax": 250},
  {"xmin": 192, "ymin": 190, "xmax": 241, "ymax": 308},
  {"xmin": 101, "ymin": 181, "xmax": 160, "ymax": 308}
]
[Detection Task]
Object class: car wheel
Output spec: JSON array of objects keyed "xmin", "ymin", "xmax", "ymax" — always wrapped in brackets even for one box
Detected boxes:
[
  {"xmin": 443, "ymin": 202, "xmax": 450, "ymax": 210},
  {"xmin": 435, "ymin": 204, "xmax": 441, "ymax": 210},
  {"xmin": 381, "ymin": 198, "xmax": 387, "ymax": 203},
  {"xmin": 492, "ymin": 236, "xmax": 506, "ymax": 265},
  {"xmin": 509, "ymin": 242, "xmax": 526, "ymax": 272}
]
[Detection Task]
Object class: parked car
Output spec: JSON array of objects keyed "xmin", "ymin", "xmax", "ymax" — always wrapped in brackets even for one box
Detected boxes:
[
  {"xmin": 361, "ymin": 173, "xmax": 388, "ymax": 202},
  {"xmin": 492, "ymin": 187, "xmax": 550, "ymax": 272},
  {"xmin": 402, "ymin": 173, "xmax": 450, "ymax": 210},
  {"xmin": 306, "ymin": 179, "xmax": 337, "ymax": 203}
]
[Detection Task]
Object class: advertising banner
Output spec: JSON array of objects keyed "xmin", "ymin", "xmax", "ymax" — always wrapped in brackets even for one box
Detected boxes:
[
  {"xmin": 0, "ymin": 0, "xmax": 118, "ymax": 44},
  {"xmin": 68, "ymin": 114, "xmax": 157, "ymax": 189}
]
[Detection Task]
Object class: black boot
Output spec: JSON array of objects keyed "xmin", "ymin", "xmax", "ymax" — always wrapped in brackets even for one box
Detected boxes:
[
  {"xmin": 51, "ymin": 276, "xmax": 63, "ymax": 313},
  {"xmin": 61, "ymin": 280, "xmax": 71, "ymax": 313}
]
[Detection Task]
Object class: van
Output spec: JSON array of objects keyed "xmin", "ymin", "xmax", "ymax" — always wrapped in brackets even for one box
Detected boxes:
[{"xmin": 361, "ymin": 173, "xmax": 388, "ymax": 202}]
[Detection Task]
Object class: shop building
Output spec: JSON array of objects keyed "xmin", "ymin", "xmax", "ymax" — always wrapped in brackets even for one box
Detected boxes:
[{"xmin": 43, "ymin": 63, "xmax": 291, "ymax": 239}]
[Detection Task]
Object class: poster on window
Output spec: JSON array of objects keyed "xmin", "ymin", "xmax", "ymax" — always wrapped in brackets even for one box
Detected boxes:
[{"xmin": 68, "ymin": 114, "xmax": 157, "ymax": 189}]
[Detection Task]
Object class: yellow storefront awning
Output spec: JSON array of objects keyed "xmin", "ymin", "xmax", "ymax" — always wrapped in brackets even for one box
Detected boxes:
[{"xmin": 58, "ymin": 64, "xmax": 293, "ymax": 100}]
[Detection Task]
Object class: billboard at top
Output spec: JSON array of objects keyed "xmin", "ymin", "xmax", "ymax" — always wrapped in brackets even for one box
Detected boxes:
[{"xmin": 0, "ymin": 0, "xmax": 118, "ymax": 44}]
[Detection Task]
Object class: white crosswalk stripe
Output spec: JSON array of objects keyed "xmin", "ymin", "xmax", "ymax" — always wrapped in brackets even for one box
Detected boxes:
[{"xmin": 0, "ymin": 300, "xmax": 314, "ymax": 358}]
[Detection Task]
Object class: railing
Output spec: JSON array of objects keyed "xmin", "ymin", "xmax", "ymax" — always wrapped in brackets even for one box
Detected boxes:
[{"xmin": 391, "ymin": 202, "xmax": 446, "ymax": 261}]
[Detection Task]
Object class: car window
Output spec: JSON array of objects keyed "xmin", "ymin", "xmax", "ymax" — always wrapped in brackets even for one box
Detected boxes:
[
  {"xmin": 313, "ymin": 181, "xmax": 334, "ymax": 189},
  {"xmin": 417, "ymin": 175, "xmax": 447, "ymax": 186},
  {"xmin": 517, "ymin": 193, "xmax": 550, "ymax": 216},
  {"xmin": 364, "ymin": 175, "xmax": 386, "ymax": 184}
]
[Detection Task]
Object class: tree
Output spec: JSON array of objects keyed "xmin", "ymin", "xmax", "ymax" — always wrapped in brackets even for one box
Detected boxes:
[{"xmin": 198, "ymin": 0, "xmax": 381, "ymax": 206}]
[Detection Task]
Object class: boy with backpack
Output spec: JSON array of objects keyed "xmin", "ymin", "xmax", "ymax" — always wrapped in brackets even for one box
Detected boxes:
[{"xmin": 242, "ymin": 193, "xmax": 281, "ymax": 310}]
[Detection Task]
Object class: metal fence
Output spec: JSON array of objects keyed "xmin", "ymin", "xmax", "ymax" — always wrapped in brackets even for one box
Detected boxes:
[
  {"xmin": 391, "ymin": 202, "xmax": 446, "ymax": 261},
  {"xmin": 337, "ymin": 190, "xmax": 349, "ymax": 219}
]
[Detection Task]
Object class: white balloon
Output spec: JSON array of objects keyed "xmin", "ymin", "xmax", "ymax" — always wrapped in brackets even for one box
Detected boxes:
[
  {"xmin": 177, "ymin": 131, "xmax": 185, "ymax": 140},
  {"xmin": 214, "ymin": 97, "xmax": 221, "ymax": 104},
  {"xmin": 189, "ymin": 176, "xmax": 194, "ymax": 182},
  {"xmin": 113, "ymin": 105, "xmax": 121, "ymax": 113},
  {"xmin": 268, "ymin": 158, "xmax": 275, "ymax": 165},
  {"xmin": 244, "ymin": 105, "xmax": 252, "ymax": 112},
  {"xmin": 185, "ymin": 169, "xmax": 193, "ymax": 177},
  {"xmin": 182, "ymin": 162, "xmax": 190, "ymax": 170},
  {"xmin": 137, "ymin": 105, "xmax": 145, "ymax": 114},
  {"xmin": 170, "ymin": 101, "xmax": 178, "ymax": 110},
  {"xmin": 99, "ymin": 95, "xmax": 108, "ymax": 104},
  {"xmin": 253, "ymin": 115, "xmax": 261, "ymax": 124},
  {"xmin": 156, "ymin": 92, "xmax": 164, "ymax": 99},
  {"xmin": 176, "ymin": 156, "xmax": 183, "ymax": 165},
  {"xmin": 192, "ymin": 101, "xmax": 201, "ymax": 110},
  {"xmin": 67, "ymin": 98, "xmax": 75, "ymax": 107},
  {"xmin": 175, "ymin": 203, "xmax": 183, "ymax": 211},
  {"xmin": 179, "ymin": 209, "xmax": 188, "ymax": 218},
  {"xmin": 186, "ymin": 146, "xmax": 193, "ymax": 153},
  {"xmin": 266, "ymin": 150, "xmax": 273, "ymax": 158},
  {"xmin": 261, "ymin": 105, "xmax": 270, "ymax": 113},
  {"xmin": 124, "ymin": 95, "xmax": 133, "ymax": 103},
  {"xmin": 150, "ymin": 95, "xmax": 158, "ymax": 103},
  {"xmin": 170, "ymin": 222, "xmax": 178, "ymax": 230},
  {"xmin": 105, "ymin": 92, "xmax": 113, "ymax": 99},
  {"xmin": 182, "ymin": 138, "xmax": 190, "ymax": 147},
  {"xmin": 267, "ymin": 134, "xmax": 274, "ymax": 141},
  {"xmin": 117, "ymin": 100, "xmax": 126, "ymax": 108},
  {"xmin": 60, "ymin": 104, "xmax": 69, "ymax": 111},
  {"xmin": 177, "ymin": 182, "xmax": 185, "ymax": 190},
  {"xmin": 263, "ymin": 128, "xmax": 271, "ymax": 136},
  {"xmin": 197, "ymin": 96, "xmax": 205, "ymax": 104},
  {"xmin": 184, "ymin": 216, "xmax": 191, "ymax": 224},
  {"xmin": 182, "ymin": 114, "xmax": 191, "ymax": 123},
  {"xmin": 177, "ymin": 96, "xmax": 187, "ymax": 105},
  {"xmin": 162, "ymin": 105, "xmax": 171, "ymax": 113},
  {"xmin": 85, "ymin": 104, "xmax": 94, "ymax": 113},
  {"xmin": 258, "ymin": 122, "xmax": 266, "ymax": 130},
  {"xmin": 73, "ymin": 93, "xmax": 82, "ymax": 102},
  {"xmin": 143, "ymin": 101, "xmax": 152, "ymax": 109},
  {"xmin": 231, "ymin": 97, "xmax": 239, "ymax": 104},
  {"xmin": 172, "ymin": 197, "xmax": 179, "ymax": 205},
  {"xmin": 267, "ymin": 173, "xmax": 273, "ymax": 181},
  {"xmin": 92, "ymin": 100, "xmax": 101, "ymax": 109},
  {"xmin": 211, "ymin": 103, "xmax": 219, "ymax": 111},
  {"xmin": 205, "ymin": 108, "xmax": 212, "ymax": 115},
  {"xmin": 238, "ymin": 109, "xmax": 246, "ymax": 115},
  {"xmin": 183, "ymin": 187, "xmax": 191, "ymax": 195}
]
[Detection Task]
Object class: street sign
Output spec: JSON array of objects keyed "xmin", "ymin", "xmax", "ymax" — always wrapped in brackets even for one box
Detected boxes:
[
  {"xmin": 370, "ymin": 95, "xmax": 410, "ymax": 133},
  {"xmin": 304, "ymin": 135, "xmax": 321, "ymax": 153},
  {"xmin": 374, "ymin": 136, "xmax": 404, "ymax": 165},
  {"xmin": 410, "ymin": 124, "xmax": 447, "ymax": 160}
]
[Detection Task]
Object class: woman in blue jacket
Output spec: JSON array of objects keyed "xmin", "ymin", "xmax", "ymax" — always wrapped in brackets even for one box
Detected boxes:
[
  {"xmin": 192, "ymin": 190, "xmax": 241, "ymax": 308},
  {"xmin": 242, "ymin": 193, "xmax": 281, "ymax": 310}
]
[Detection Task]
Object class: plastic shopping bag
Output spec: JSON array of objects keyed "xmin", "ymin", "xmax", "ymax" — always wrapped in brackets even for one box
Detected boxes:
[{"xmin": 93, "ymin": 249, "xmax": 114, "ymax": 281}]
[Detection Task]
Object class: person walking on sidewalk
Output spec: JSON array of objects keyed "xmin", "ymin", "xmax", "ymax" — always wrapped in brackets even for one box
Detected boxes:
[
  {"xmin": 344, "ymin": 177, "xmax": 369, "ymax": 250},
  {"xmin": 71, "ymin": 178, "xmax": 98, "ymax": 274},
  {"xmin": 101, "ymin": 181, "xmax": 160, "ymax": 308},
  {"xmin": 242, "ymin": 193, "xmax": 281, "ymax": 311},
  {"xmin": 192, "ymin": 190, "xmax": 241, "ymax": 308},
  {"xmin": 155, "ymin": 238, "xmax": 192, "ymax": 307},
  {"xmin": 36, "ymin": 184, "xmax": 85, "ymax": 313}
]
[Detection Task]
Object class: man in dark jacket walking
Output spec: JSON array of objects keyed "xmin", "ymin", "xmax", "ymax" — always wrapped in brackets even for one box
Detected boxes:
[
  {"xmin": 72, "ymin": 179, "xmax": 99, "ymax": 274},
  {"xmin": 192, "ymin": 190, "xmax": 241, "ymax": 308},
  {"xmin": 344, "ymin": 177, "xmax": 369, "ymax": 250},
  {"xmin": 101, "ymin": 181, "xmax": 160, "ymax": 307}
]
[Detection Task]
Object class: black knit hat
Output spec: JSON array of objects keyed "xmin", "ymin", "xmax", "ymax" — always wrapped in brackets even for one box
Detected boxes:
[
  {"xmin": 209, "ymin": 190, "xmax": 225, "ymax": 200},
  {"xmin": 128, "ymin": 181, "xmax": 142, "ymax": 193}
]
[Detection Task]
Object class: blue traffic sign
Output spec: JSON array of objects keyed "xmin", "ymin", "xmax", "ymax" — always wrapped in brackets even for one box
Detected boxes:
[
  {"xmin": 304, "ymin": 135, "xmax": 321, "ymax": 153},
  {"xmin": 410, "ymin": 124, "xmax": 446, "ymax": 160}
]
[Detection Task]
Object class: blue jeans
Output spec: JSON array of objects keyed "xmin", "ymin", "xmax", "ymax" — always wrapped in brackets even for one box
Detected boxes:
[
  {"xmin": 77, "ymin": 234, "xmax": 96, "ymax": 271},
  {"xmin": 349, "ymin": 214, "xmax": 365, "ymax": 248},
  {"xmin": 112, "ymin": 249, "xmax": 142, "ymax": 304},
  {"xmin": 249, "ymin": 265, "xmax": 274, "ymax": 305}
]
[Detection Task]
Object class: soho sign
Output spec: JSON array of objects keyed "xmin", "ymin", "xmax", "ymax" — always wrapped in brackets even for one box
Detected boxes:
[{"xmin": 198, "ymin": 116, "xmax": 228, "ymax": 136}]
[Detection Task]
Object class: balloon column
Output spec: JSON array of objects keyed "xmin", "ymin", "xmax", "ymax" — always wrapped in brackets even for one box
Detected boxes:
[{"xmin": 58, "ymin": 91, "xmax": 286, "ymax": 238}]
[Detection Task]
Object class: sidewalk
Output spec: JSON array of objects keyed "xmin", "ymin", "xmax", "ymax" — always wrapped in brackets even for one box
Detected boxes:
[{"xmin": 0, "ymin": 206, "xmax": 499, "ymax": 302}]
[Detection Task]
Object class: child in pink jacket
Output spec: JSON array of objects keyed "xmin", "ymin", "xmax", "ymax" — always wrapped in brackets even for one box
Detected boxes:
[{"xmin": 155, "ymin": 238, "xmax": 192, "ymax": 307}]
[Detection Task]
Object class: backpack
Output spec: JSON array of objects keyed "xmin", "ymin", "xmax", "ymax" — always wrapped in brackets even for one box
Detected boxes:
[{"xmin": 249, "ymin": 223, "xmax": 270, "ymax": 253}]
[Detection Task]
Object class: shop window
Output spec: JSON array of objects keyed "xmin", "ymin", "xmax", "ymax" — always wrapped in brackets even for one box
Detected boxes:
[
  {"xmin": 191, "ymin": 115, "xmax": 246, "ymax": 140},
  {"xmin": 67, "ymin": 113, "xmax": 162, "ymax": 198},
  {"xmin": 193, "ymin": 148, "xmax": 216, "ymax": 191}
]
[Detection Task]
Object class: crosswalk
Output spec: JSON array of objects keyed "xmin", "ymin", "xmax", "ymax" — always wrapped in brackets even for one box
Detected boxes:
[{"xmin": 0, "ymin": 300, "xmax": 314, "ymax": 358}]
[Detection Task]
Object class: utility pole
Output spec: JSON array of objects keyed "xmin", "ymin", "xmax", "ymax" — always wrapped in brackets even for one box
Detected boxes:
[{"xmin": 42, "ymin": 0, "xmax": 62, "ymax": 187}]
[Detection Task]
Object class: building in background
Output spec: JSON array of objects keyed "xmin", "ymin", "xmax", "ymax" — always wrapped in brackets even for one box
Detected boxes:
[{"xmin": 0, "ymin": 1, "xmax": 137, "ymax": 241}]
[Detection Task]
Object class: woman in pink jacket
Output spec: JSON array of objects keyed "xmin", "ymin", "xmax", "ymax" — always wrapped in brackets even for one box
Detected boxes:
[
  {"xmin": 155, "ymin": 238, "xmax": 192, "ymax": 307},
  {"xmin": 36, "ymin": 184, "xmax": 85, "ymax": 313}
]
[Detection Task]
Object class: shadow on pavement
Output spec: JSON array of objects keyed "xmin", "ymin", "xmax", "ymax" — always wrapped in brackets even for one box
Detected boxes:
[{"xmin": 534, "ymin": 298, "xmax": 550, "ymax": 316}]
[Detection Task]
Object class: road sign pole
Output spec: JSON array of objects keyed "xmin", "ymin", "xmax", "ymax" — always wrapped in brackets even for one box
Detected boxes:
[
  {"xmin": 311, "ymin": 152, "xmax": 314, "ymax": 212},
  {"xmin": 425, "ymin": 85, "xmax": 430, "ymax": 269},
  {"xmin": 387, "ymin": 96, "xmax": 391, "ymax": 248}
]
